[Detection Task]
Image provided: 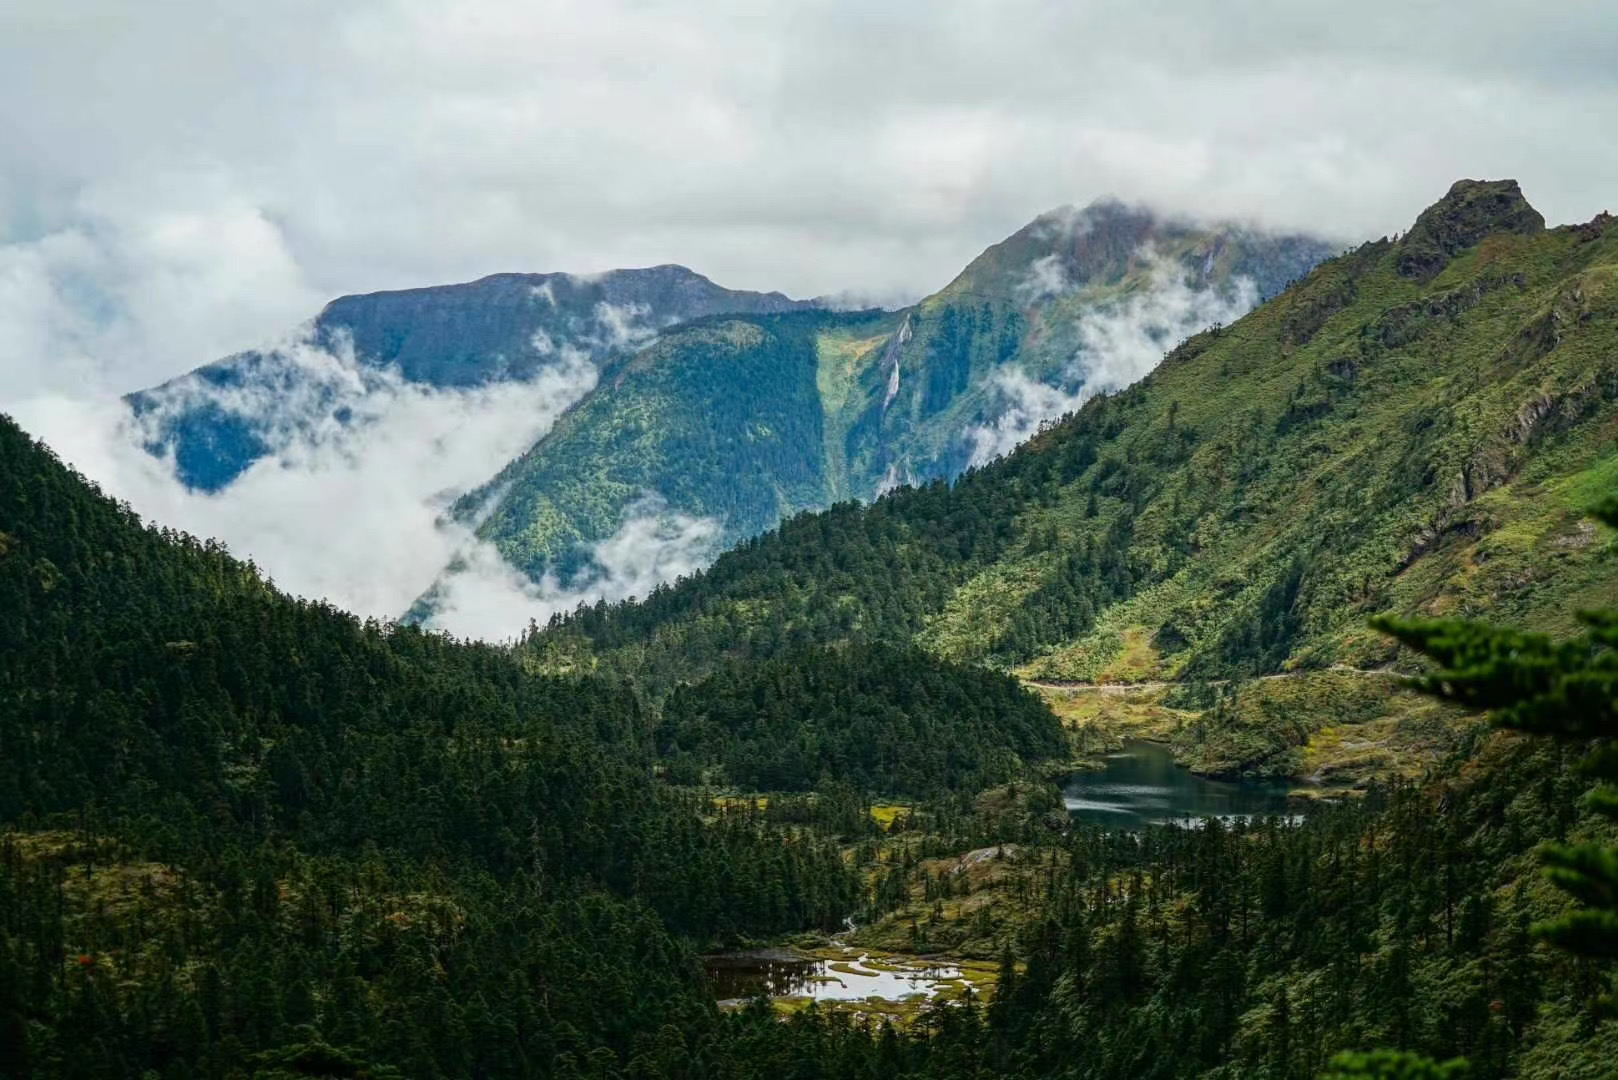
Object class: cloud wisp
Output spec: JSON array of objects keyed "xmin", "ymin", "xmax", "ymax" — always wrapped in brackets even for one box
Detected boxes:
[
  {"xmin": 967, "ymin": 248, "xmax": 1258, "ymax": 465},
  {"xmin": 423, "ymin": 497, "xmax": 722, "ymax": 640},
  {"xmin": 1070, "ymin": 252, "xmax": 1257, "ymax": 394},
  {"xmin": 966, "ymin": 369, "xmax": 1088, "ymax": 467}
]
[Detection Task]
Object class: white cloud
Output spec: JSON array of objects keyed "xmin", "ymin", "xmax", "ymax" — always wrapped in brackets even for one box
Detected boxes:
[
  {"xmin": 0, "ymin": 170, "xmax": 321, "ymax": 397},
  {"xmin": 967, "ymin": 248, "xmax": 1258, "ymax": 466},
  {"xmin": 423, "ymin": 499, "xmax": 722, "ymax": 640},
  {"xmin": 4, "ymin": 1, "xmax": 1613, "ymax": 322},
  {"xmin": 5, "ymin": 2, "xmax": 1612, "ymax": 356},
  {"xmin": 11, "ymin": 341, "xmax": 600, "ymax": 636},
  {"xmin": 1071, "ymin": 251, "xmax": 1258, "ymax": 395},
  {"xmin": 810, "ymin": 287, "xmax": 919, "ymax": 313},
  {"xmin": 10, "ymin": 321, "xmax": 730, "ymax": 641},
  {"xmin": 966, "ymin": 369, "xmax": 1087, "ymax": 467},
  {"xmin": 874, "ymin": 461, "xmax": 908, "ymax": 498},
  {"xmin": 1018, "ymin": 253, "xmax": 1071, "ymax": 302},
  {"xmin": 587, "ymin": 300, "xmax": 657, "ymax": 350}
]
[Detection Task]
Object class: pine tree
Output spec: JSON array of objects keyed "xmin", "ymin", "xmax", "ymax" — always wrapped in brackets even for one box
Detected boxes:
[
  {"xmin": 1372, "ymin": 496, "xmax": 1618, "ymax": 1014},
  {"xmin": 1320, "ymin": 495, "xmax": 1618, "ymax": 1079},
  {"xmin": 1319, "ymin": 1050, "xmax": 1468, "ymax": 1080}
]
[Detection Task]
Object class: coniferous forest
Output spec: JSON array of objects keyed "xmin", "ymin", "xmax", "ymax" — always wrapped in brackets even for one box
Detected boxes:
[{"xmin": 4, "ymin": 176, "xmax": 1618, "ymax": 1080}]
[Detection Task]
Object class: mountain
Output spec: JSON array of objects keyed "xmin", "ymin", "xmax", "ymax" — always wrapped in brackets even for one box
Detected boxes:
[
  {"xmin": 539, "ymin": 180, "xmax": 1618, "ymax": 778},
  {"xmin": 857, "ymin": 199, "xmax": 1332, "ymax": 482},
  {"xmin": 126, "ymin": 201, "xmax": 1330, "ymax": 622},
  {"xmin": 5, "ymin": 180, "xmax": 1617, "ymax": 1079},
  {"xmin": 127, "ymin": 264, "xmax": 814, "ymax": 491},
  {"xmin": 433, "ymin": 201, "xmax": 1332, "ymax": 600}
]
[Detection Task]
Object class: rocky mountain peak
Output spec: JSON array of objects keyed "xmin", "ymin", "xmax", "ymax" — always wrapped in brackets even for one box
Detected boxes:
[{"xmin": 1397, "ymin": 178, "xmax": 1545, "ymax": 279}]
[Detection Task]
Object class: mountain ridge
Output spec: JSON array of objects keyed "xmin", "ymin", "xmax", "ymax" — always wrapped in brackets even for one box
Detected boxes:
[
  {"xmin": 127, "ymin": 263, "xmax": 816, "ymax": 491},
  {"xmin": 531, "ymin": 179, "xmax": 1618, "ymax": 782},
  {"xmin": 122, "ymin": 198, "xmax": 1332, "ymax": 630},
  {"xmin": 439, "ymin": 201, "xmax": 1332, "ymax": 607}
]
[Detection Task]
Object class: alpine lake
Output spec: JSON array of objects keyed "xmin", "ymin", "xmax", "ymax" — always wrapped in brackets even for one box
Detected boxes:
[{"xmin": 1061, "ymin": 738, "xmax": 1307, "ymax": 828}]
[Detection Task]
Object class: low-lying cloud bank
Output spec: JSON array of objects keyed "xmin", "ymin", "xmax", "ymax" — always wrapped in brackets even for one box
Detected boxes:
[
  {"xmin": 8, "ymin": 334, "xmax": 716, "ymax": 642},
  {"xmin": 0, "ymin": 189, "xmax": 734, "ymax": 641},
  {"xmin": 967, "ymin": 248, "xmax": 1258, "ymax": 465},
  {"xmin": 0, "ymin": 193, "xmax": 730, "ymax": 642}
]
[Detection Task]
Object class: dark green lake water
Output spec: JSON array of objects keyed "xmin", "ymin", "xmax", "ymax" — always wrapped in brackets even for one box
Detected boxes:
[{"xmin": 1062, "ymin": 740, "xmax": 1302, "ymax": 827}]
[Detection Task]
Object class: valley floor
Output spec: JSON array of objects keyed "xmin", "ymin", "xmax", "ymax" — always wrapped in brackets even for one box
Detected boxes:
[{"xmin": 1030, "ymin": 666, "xmax": 1474, "ymax": 790}]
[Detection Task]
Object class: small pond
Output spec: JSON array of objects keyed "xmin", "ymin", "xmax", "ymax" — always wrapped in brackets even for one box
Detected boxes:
[
  {"xmin": 704, "ymin": 950, "xmax": 973, "ymax": 1006},
  {"xmin": 1063, "ymin": 739, "xmax": 1304, "ymax": 828}
]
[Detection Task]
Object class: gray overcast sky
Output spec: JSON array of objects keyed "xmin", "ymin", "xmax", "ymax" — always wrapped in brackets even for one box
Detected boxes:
[{"xmin": 2, "ymin": 0, "xmax": 1616, "ymax": 395}]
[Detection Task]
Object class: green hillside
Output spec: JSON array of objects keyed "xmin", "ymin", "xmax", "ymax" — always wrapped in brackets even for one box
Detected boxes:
[
  {"xmin": 539, "ymin": 181, "xmax": 1618, "ymax": 777},
  {"xmin": 452, "ymin": 202, "xmax": 1329, "ymax": 587},
  {"xmin": 4, "ymin": 402, "xmax": 1615, "ymax": 1078},
  {"xmin": 0, "ymin": 411, "xmax": 1066, "ymax": 1076},
  {"xmin": 458, "ymin": 310, "xmax": 896, "ymax": 582}
]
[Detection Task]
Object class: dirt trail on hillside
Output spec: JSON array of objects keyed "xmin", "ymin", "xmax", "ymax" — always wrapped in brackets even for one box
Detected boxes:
[{"xmin": 1023, "ymin": 665, "xmax": 1404, "ymax": 694}]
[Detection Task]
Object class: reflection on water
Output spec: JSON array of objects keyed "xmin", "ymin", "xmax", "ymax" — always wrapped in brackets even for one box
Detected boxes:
[
  {"xmin": 1064, "ymin": 739, "xmax": 1303, "ymax": 828},
  {"xmin": 705, "ymin": 951, "xmax": 968, "ymax": 1005}
]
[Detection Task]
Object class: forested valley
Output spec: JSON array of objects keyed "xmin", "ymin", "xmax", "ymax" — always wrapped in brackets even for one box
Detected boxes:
[{"xmin": 3, "ymin": 180, "xmax": 1618, "ymax": 1080}]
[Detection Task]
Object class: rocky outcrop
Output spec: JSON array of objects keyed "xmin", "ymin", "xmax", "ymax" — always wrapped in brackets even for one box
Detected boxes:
[
  {"xmin": 1360, "ymin": 270, "xmax": 1527, "ymax": 355},
  {"xmin": 1279, "ymin": 273, "xmax": 1358, "ymax": 347},
  {"xmin": 1396, "ymin": 179, "xmax": 1545, "ymax": 280},
  {"xmin": 1574, "ymin": 210, "xmax": 1614, "ymax": 244},
  {"xmin": 1403, "ymin": 371, "xmax": 1618, "ymax": 570}
]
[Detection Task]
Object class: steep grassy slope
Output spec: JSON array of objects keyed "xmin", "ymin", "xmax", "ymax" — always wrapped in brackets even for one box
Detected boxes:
[
  {"xmin": 980, "ymin": 181, "xmax": 1613, "ymax": 681},
  {"xmin": 854, "ymin": 200, "xmax": 1331, "ymax": 487},
  {"xmin": 460, "ymin": 309, "xmax": 898, "ymax": 580},
  {"xmin": 538, "ymin": 181, "xmax": 1618, "ymax": 774}
]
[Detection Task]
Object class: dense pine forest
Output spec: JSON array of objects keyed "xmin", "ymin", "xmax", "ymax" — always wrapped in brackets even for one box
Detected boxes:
[
  {"xmin": 658, "ymin": 644, "xmax": 1062, "ymax": 795},
  {"xmin": 3, "ymin": 180, "xmax": 1618, "ymax": 1079}
]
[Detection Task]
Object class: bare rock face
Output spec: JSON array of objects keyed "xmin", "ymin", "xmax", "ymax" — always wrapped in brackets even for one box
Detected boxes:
[
  {"xmin": 1575, "ymin": 210, "xmax": 1614, "ymax": 243},
  {"xmin": 1396, "ymin": 178, "xmax": 1545, "ymax": 279}
]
